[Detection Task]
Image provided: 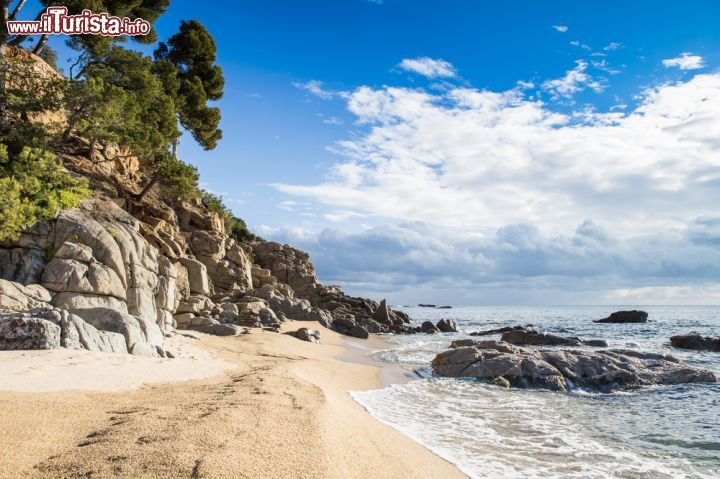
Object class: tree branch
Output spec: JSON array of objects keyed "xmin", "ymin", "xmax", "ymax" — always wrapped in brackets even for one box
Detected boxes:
[
  {"xmin": 8, "ymin": 0, "xmax": 26, "ymax": 21},
  {"xmin": 32, "ymin": 34, "xmax": 48, "ymax": 55}
]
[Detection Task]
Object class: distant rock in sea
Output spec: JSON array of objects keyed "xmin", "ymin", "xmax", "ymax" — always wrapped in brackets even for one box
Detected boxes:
[
  {"xmin": 418, "ymin": 304, "xmax": 437, "ymax": 308},
  {"xmin": 594, "ymin": 310, "xmax": 648, "ymax": 324}
]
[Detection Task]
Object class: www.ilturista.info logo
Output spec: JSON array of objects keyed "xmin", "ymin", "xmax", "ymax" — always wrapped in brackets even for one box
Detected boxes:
[{"xmin": 6, "ymin": 7, "xmax": 151, "ymax": 37}]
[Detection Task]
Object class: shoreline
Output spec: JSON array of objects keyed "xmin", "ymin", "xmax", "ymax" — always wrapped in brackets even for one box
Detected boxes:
[{"xmin": 0, "ymin": 321, "xmax": 466, "ymax": 478}]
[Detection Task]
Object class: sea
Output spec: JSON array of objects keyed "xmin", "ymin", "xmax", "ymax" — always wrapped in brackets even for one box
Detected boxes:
[{"xmin": 351, "ymin": 306, "xmax": 720, "ymax": 479}]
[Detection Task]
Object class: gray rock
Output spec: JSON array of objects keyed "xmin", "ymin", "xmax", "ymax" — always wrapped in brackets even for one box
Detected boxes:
[
  {"xmin": 52, "ymin": 292, "xmax": 128, "ymax": 313},
  {"xmin": 501, "ymin": 329, "xmax": 580, "ymax": 346},
  {"xmin": 0, "ymin": 313, "xmax": 61, "ymax": 350},
  {"xmin": 595, "ymin": 310, "xmax": 648, "ymax": 324},
  {"xmin": 421, "ymin": 321, "xmax": 440, "ymax": 334},
  {"xmin": 431, "ymin": 341, "xmax": 717, "ymax": 392},
  {"xmin": 670, "ymin": 334, "xmax": 720, "ymax": 352},
  {"xmin": 436, "ymin": 319, "xmax": 459, "ymax": 333},
  {"xmin": 197, "ymin": 323, "xmax": 243, "ymax": 336},
  {"xmin": 178, "ymin": 258, "xmax": 211, "ymax": 296},
  {"xmin": 373, "ymin": 299, "xmax": 391, "ymax": 325},
  {"xmin": 71, "ymin": 307, "xmax": 160, "ymax": 357},
  {"xmin": 0, "ymin": 279, "xmax": 52, "ymax": 311},
  {"xmin": 469, "ymin": 325, "xmax": 526, "ymax": 337},
  {"xmin": 289, "ymin": 327, "xmax": 321, "ymax": 343}
]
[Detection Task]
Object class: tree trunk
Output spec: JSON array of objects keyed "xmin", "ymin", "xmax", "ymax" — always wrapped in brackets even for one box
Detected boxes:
[
  {"xmin": 0, "ymin": 0, "xmax": 9, "ymax": 54},
  {"xmin": 32, "ymin": 34, "xmax": 48, "ymax": 55},
  {"xmin": 8, "ymin": 0, "xmax": 25, "ymax": 21},
  {"xmin": 135, "ymin": 174, "xmax": 159, "ymax": 203}
]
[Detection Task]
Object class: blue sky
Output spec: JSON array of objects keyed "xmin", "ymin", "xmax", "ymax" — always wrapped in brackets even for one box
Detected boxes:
[{"xmin": 24, "ymin": 0, "xmax": 720, "ymax": 305}]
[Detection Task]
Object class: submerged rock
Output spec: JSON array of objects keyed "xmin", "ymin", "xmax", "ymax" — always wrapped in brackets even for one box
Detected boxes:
[
  {"xmin": 670, "ymin": 334, "xmax": 720, "ymax": 352},
  {"xmin": 594, "ymin": 310, "xmax": 648, "ymax": 324},
  {"xmin": 431, "ymin": 340, "xmax": 716, "ymax": 392}
]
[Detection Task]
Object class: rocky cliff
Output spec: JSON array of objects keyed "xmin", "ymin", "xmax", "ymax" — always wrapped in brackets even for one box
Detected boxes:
[{"xmin": 0, "ymin": 129, "xmax": 415, "ymax": 357}]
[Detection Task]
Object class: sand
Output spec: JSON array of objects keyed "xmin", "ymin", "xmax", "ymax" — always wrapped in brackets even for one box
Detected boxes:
[{"xmin": 0, "ymin": 321, "xmax": 466, "ymax": 478}]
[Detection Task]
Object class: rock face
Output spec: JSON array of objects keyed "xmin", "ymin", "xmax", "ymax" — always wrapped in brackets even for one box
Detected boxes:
[
  {"xmin": 431, "ymin": 340, "xmax": 717, "ymax": 392},
  {"xmin": 595, "ymin": 310, "xmax": 648, "ymax": 324},
  {"xmin": 0, "ymin": 308, "xmax": 134, "ymax": 354},
  {"xmin": 670, "ymin": 334, "xmax": 720, "ymax": 352},
  {"xmin": 501, "ymin": 329, "xmax": 609, "ymax": 347},
  {"xmin": 251, "ymin": 242, "xmax": 414, "ymax": 336}
]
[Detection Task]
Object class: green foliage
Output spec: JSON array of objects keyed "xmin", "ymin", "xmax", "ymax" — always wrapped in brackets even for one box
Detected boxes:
[
  {"xmin": 155, "ymin": 154, "xmax": 199, "ymax": 199},
  {"xmin": 155, "ymin": 20, "xmax": 224, "ymax": 150},
  {"xmin": 0, "ymin": 143, "xmax": 91, "ymax": 242},
  {"xmin": 198, "ymin": 189, "xmax": 259, "ymax": 243},
  {"xmin": 55, "ymin": 0, "xmax": 170, "ymax": 55},
  {"xmin": 0, "ymin": 53, "xmax": 66, "ymax": 151},
  {"xmin": 68, "ymin": 47, "xmax": 180, "ymax": 159}
]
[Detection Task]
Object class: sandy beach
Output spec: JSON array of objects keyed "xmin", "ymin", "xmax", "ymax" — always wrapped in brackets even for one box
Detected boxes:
[{"xmin": 0, "ymin": 321, "xmax": 465, "ymax": 479}]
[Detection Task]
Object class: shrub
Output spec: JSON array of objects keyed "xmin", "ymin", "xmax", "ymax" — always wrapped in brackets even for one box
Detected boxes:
[
  {"xmin": 0, "ymin": 144, "xmax": 91, "ymax": 242},
  {"xmin": 198, "ymin": 189, "xmax": 260, "ymax": 243}
]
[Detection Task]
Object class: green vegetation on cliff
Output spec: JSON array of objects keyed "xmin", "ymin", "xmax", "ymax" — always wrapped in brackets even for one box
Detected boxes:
[
  {"xmin": 0, "ymin": 0, "xmax": 256, "ymax": 242},
  {"xmin": 0, "ymin": 144, "xmax": 90, "ymax": 241}
]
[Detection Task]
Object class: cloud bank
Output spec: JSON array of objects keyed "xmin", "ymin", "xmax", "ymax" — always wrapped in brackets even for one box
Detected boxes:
[{"xmin": 273, "ymin": 66, "xmax": 720, "ymax": 304}]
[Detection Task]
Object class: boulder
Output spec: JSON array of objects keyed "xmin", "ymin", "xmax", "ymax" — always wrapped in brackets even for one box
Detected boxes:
[
  {"xmin": 595, "ymin": 310, "xmax": 648, "ymax": 324},
  {"xmin": 373, "ymin": 299, "xmax": 391, "ymax": 324},
  {"xmin": 236, "ymin": 297, "xmax": 280, "ymax": 328},
  {"xmin": 71, "ymin": 307, "xmax": 161, "ymax": 357},
  {"xmin": 670, "ymin": 334, "xmax": 720, "ymax": 352},
  {"xmin": 421, "ymin": 321, "xmax": 440, "ymax": 334},
  {"xmin": 501, "ymin": 329, "xmax": 608, "ymax": 347},
  {"xmin": 253, "ymin": 284, "xmax": 331, "ymax": 323},
  {"xmin": 431, "ymin": 341, "xmax": 717, "ymax": 392},
  {"xmin": 0, "ymin": 312, "xmax": 61, "ymax": 350},
  {"xmin": 289, "ymin": 327, "xmax": 321, "ymax": 343},
  {"xmin": 469, "ymin": 325, "xmax": 526, "ymax": 337},
  {"xmin": 436, "ymin": 319, "xmax": 459, "ymax": 333},
  {"xmin": 58, "ymin": 312, "xmax": 127, "ymax": 353},
  {"xmin": 197, "ymin": 323, "xmax": 243, "ymax": 336}
]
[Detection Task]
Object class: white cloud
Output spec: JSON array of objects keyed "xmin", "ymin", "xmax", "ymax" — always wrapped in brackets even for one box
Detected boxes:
[
  {"xmin": 603, "ymin": 42, "xmax": 623, "ymax": 51},
  {"xmin": 552, "ymin": 25, "xmax": 568, "ymax": 32},
  {"xmin": 398, "ymin": 57, "xmax": 457, "ymax": 78},
  {"xmin": 541, "ymin": 60, "xmax": 606, "ymax": 99},
  {"xmin": 273, "ymin": 68, "xmax": 720, "ymax": 302},
  {"xmin": 293, "ymin": 80, "xmax": 337, "ymax": 99},
  {"xmin": 662, "ymin": 52, "xmax": 705, "ymax": 70}
]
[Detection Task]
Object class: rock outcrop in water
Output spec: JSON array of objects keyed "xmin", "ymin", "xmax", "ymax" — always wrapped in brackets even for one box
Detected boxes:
[
  {"xmin": 501, "ymin": 329, "xmax": 608, "ymax": 347},
  {"xmin": 594, "ymin": 310, "xmax": 648, "ymax": 324},
  {"xmin": 431, "ymin": 340, "xmax": 717, "ymax": 392},
  {"xmin": 469, "ymin": 325, "xmax": 527, "ymax": 336},
  {"xmin": 670, "ymin": 334, "xmax": 720, "ymax": 352}
]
